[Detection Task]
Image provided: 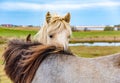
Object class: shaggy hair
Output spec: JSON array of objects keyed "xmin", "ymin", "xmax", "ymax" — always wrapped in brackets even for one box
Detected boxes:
[
  {"xmin": 3, "ymin": 39, "xmax": 73, "ymax": 83},
  {"xmin": 34, "ymin": 12, "xmax": 72, "ymax": 44}
]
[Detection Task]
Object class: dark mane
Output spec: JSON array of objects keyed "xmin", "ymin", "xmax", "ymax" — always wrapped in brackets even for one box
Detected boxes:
[{"xmin": 3, "ymin": 39, "xmax": 73, "ymax": 83}]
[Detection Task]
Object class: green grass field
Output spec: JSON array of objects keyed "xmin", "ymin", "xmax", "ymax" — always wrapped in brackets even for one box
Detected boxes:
[
  {"xmin": 70, "ymin": 46, "xmax": 120, "ymax": 57},
  {"xmin": 72, "ymin": 31, "xmax": 120, "ymax": 38},
  {"xmin": 0, "ymin": 27, "xmax": 37, "ymax": 38},
  {"xmin": 1, "ymin": 27, "xmax": 120, "ymax": 82}
]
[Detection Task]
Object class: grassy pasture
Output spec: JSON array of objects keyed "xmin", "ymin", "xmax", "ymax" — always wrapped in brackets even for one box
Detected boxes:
[
  {"xmin": 0, "ymin": 27, "xmax": 37, "ymax": 38},
  {"xmin": 70, "ymin": 46, "xmax": 120, "ymax": 58},
  {"xmin": 72, "ymin": 31, "xmax": 120, "ymax": 38},
  {"xmin": 0, "ymin": 44, "xmax": 12, "ymax": 83}
]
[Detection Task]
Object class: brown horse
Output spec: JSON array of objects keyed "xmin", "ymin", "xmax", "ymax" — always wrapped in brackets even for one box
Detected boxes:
[{"xmin": 3, "ymin": 35, "xmax": 72, "ymax": 83}]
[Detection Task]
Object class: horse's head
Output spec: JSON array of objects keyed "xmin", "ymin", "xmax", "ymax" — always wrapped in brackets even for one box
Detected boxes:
[{"xmin": 34, "ymin": 12, "xmax": 72, "ymax": 51}]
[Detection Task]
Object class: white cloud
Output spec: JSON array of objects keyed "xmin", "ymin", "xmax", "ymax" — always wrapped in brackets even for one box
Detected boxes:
[{"xmin": 0, "ymin": 1, "xmax": 120, "ymax": 11}]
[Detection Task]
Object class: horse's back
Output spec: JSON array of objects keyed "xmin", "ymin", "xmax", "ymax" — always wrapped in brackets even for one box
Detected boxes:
[{"xmin": 32, "ymin": 53, "xmax": 120, "ymax": 83}]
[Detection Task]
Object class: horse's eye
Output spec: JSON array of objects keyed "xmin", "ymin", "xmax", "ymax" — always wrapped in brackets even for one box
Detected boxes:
[
  {"xmin": 49, "ymin": 35, "xmax": 53, "ymax": 38},
  {"xmin": 68, "ymin": 35, "xmax": 70, "ymax": 38}
]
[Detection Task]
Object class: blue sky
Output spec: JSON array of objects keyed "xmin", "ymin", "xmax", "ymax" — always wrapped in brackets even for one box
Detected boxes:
[{"xmin": 0, "ymin": 0, "xmax": 120, "ymax": 26}]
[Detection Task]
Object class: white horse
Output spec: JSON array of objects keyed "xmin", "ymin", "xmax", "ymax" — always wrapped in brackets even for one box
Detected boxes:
[{"xmin": 34, "ymin": 12, "xmax": 72, "ymax": 51}]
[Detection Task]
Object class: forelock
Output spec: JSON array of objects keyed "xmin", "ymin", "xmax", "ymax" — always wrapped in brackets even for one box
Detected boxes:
[{"xmin": 47, "ymin": 15, "xmax": 71, "ymax": 35}]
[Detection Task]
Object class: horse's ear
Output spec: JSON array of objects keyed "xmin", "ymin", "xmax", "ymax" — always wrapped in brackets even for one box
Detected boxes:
[
  {"xmin": 64, "ymin": 12, "xmax": 70, "ymax": 23},
  {"xmin": 26, "ymin": 34, "xmax": 31, "ymax": 43},
  {"xmin": 46, "ymin": 11, "xmax": 51, "ymax": 24}
]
